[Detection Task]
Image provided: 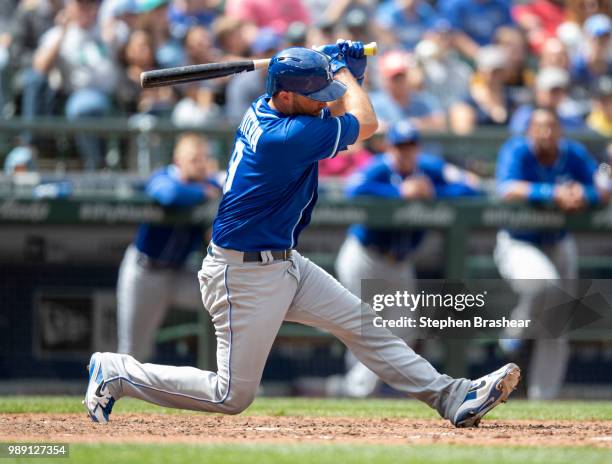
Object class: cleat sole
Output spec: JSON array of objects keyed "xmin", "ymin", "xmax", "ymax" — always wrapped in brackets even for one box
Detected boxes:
[{"xmin": 455, "ymin": 363, "xmax": 521, "ymax": 428}]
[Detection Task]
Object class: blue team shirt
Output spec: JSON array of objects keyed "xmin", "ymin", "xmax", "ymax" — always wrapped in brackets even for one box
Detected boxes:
[
  {"xmin": 135, "ymin": 165, "xmax": 221, "ymax": 267},
  {"xmin": 442, "ymin": 0, "xmax": 513, "ymax": 46},
  {"xmin": 376, "ymin": 1, "xmax": 439, "ymax": 50},
  {"xmin": 347, "ymin": 154, "xmax": 480, "ymax": 259},
  {"xmin": 496, "ymin": 136, "xmax": 599, "ymax": 245},
  {"xmin": 213, "ymin": 95, "xmax": 360, "ymax": 251}
]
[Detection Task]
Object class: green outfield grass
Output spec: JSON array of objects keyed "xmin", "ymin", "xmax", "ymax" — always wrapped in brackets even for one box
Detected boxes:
[
  {"xmin": 1, "ymin": 443, "xmax": 611, "ymax": 464},
  {"xmin": 1, "ymin": 397, "xmax": 611, "ymax": 464},
  {"xmin": 0, "ymin": 443, "xmax": 603, "ymax": 464}
]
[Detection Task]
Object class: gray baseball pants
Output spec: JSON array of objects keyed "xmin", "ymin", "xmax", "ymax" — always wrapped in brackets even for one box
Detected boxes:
[
  {"xmin": 494, "ymin": 231, "xmax": 577, "ymax": 400},
  {"xmin": 117, "ymin": 245, "xmax": 202, "ymax": 361},
  {"xmin": 100, "ymin": 243, "xmax": 470, "ymax": 419}
]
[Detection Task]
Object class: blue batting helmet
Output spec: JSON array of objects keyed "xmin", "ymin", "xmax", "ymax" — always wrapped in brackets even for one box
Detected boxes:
[{"xmin": 265, "ymin": 47, "xmax": 347, "ymax": 102}]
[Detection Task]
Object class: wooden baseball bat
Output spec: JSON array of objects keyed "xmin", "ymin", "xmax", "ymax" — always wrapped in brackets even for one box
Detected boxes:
[{"xmin": 140, "ymin": 42, "xmax": 378, "ymax": 89}]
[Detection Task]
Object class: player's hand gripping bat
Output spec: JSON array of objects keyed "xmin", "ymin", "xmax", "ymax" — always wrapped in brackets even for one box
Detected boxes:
[{"xmin": 140, "ymin": 42, "xmax": 378, "ymax": 88}]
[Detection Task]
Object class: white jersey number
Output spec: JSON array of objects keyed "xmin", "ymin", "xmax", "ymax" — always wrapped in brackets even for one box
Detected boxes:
[{"xmin": 223, "ymin": 140, "xmax": 245, "ymax": 194}]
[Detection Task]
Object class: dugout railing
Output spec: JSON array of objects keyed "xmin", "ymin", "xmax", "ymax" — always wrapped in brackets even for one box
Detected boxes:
[{"xmin": 1, "ymin": 117, "xmax": 609, "ymax": 176}]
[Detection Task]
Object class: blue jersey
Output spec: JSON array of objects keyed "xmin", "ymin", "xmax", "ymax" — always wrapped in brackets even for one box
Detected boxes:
[
  {"xmin": 347, "ymin": 154, "xmax": 480, "ymax": 259},
  {"xmin": 442, "ymin": 0, "xmax": 513, "ymax": 46},
  {"xmin": 134, "ymin": 165, "xmax": 220, "ymax": 267},
  {"xmin": 213, "ymin": 96, "xmax": 360, "ymax": 251},
  {"xmin": 496, "ymin": 136, "xmax": 599, "ymax": 245}
]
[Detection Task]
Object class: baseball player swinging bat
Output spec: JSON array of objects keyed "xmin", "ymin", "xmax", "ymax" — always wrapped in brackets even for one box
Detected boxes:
[
  {"xmin": 140, "ymin": 42, "xmax": 378, "ymax": 88},
  {"xmin": 84, "ymin": 42, "xmax": 520, "ymax": 430}
]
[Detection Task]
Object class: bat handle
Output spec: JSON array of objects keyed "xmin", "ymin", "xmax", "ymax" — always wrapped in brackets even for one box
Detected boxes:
[
  {"xmin": 253, "ymin": 58, "xmax": 271, "ymax": 70},
  {"xmin": 363, "ymin": 42, "xmax": 377, "ymax": 56},
  {"xmin": 315, "ymin": 41, "xmax": 377, "ymax": 56}
]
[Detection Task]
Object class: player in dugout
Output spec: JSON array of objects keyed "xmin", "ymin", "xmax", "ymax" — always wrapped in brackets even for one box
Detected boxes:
[
  {"xmin": 85, "ymin": 42, "xmax": 520, "ymax": 428},
  {"xmin": 328, "ymin": 119, "xmax": 482, "ymax": 398},
  {"xmin": 494, "ymin": 107, "xmax": 608, "ymax": 400},
  {"xmin": 116, "ymin": 133, "xmax": 221, "ymax": 362}
]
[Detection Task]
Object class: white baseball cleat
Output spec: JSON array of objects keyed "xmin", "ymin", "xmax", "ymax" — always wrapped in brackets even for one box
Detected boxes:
[
  {"xmin": 83, "ymin": 352, "xmax": 116, "ymax": 424},
  {"xmin": 452, "ymin": 363, "xmax": 521, "ymax": 428}
]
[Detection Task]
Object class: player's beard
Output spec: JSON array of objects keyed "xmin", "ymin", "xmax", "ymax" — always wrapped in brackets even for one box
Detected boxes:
[
  {"xmin": 535, "ymin": 145, "xmax": 558, "ymax": 162},
  {"xmin": 292, "ymin": 96, "xmax": 326, "ymax": 116}
]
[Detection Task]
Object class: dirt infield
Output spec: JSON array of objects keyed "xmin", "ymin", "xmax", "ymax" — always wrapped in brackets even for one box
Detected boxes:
[{"xmin": 1, "ymin": 414, "xmax": 611, "ymax": 448}]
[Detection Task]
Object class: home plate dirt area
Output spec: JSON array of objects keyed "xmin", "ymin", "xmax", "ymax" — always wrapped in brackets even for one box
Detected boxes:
[{"xmin": 1, "ymin": 414, "xmax": 611, "ymax": 448}]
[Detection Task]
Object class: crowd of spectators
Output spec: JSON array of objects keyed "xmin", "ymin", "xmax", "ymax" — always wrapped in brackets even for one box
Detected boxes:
[{"xmin": 0, "ymin": 0, "xmax": 610, "ymax": 171}]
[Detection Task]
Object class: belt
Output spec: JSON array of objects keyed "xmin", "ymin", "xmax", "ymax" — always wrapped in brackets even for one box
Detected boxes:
[
  {"xmin": 243, "ymin": 249, "xmax": 292, "ymax": 262},
  {"xmin": 207, "ymin": 244, "xmax": 292, "ymax": 263},
  {"xmin": 135, "ymin": 250, "xmax": 179, "ymax": 270}
]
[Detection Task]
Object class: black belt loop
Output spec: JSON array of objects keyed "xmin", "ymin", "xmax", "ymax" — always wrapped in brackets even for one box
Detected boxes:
[{"xmin": 243, "ymin": 249, "xmax": 292, "ymax": 263}]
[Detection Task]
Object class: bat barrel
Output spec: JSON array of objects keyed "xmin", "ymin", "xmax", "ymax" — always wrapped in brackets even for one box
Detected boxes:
[{"xmin": 141, "ymin": 61, "xmax": 256, "ymax": 88}]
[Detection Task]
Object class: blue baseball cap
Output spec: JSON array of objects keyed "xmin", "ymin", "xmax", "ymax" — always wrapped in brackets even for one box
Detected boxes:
[
  {"xmin": 387, "ymin": 120, "xmax": 420, "ymax": 145},
  {"xmin": 584, "ymin": 14, "xmax": 611, "ymax": 38}
]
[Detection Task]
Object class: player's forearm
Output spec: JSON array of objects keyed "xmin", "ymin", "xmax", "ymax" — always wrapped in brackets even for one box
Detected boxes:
[
  {"xmin": 333, "ymin": 69, "xmax": 378, "ymax": 141},
  {"xmin": 147, "ymin": 180, "xmax": 206, "ymax": 206},
  {"xmin": 497, "ymin": 180, "xmax": 532, "ymax": 201}
]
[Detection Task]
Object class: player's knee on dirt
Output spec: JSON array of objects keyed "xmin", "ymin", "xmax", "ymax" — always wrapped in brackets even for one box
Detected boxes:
[
  {"xmin": 220, "ymin": 394, "xmax": 256, "ymax": 415},
  {"xmin": 218, "ymin": 383, "xmax": 258, "ymax": 415}
]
